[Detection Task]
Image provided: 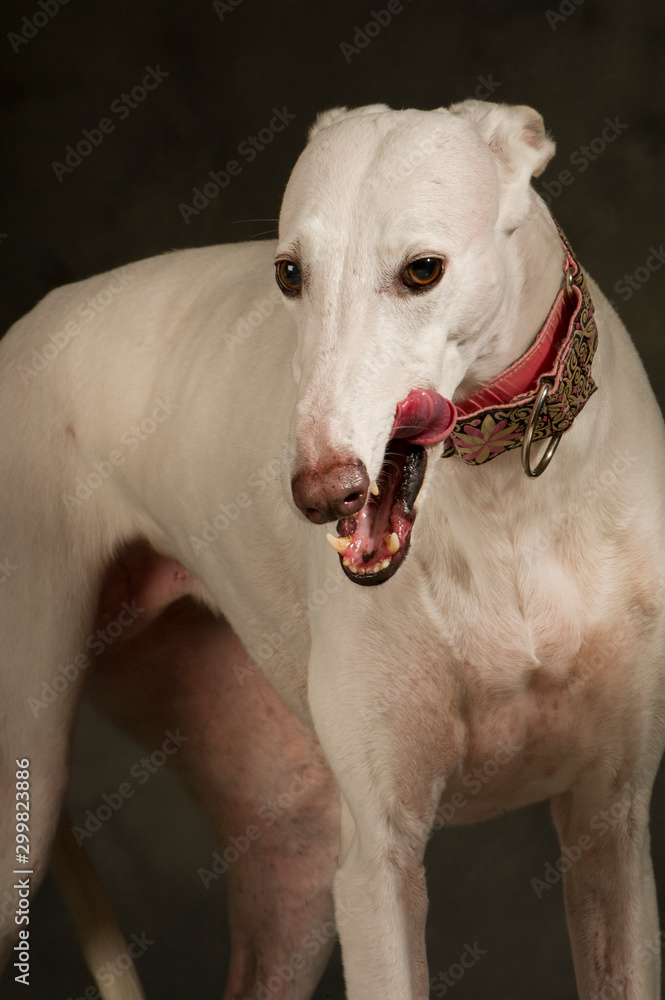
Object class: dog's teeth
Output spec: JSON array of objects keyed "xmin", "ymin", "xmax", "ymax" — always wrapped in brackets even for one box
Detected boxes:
[
  {"xmin": 370, "ymin": 481, "xmax": 379, "ymax": 496},
  {"xmin": 357, "ymin": 566, "xmax": 366, "ymax": 574},
  {"xmin": 347, "ymin": 564, "xmax": 358, "ymax": 573},
  {"xmin": 379, "ymin": 558, "xmax": 391, "ymax": 570},
  {"xmin": 386, "ymin": 532, "xmax": 400, "ymax": 554},
  {"xmin": 326, "ymin": 533, "xmax": 351, "ymax": 554},
  {"xmin": 342, "ymin": 557, "xmax": 351, "ymax": 567}
]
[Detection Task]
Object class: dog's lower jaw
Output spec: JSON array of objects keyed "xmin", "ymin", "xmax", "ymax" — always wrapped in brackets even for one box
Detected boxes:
[{"xmin": 331, "ymin": 442, "xmax": 427, "ymax": 585}]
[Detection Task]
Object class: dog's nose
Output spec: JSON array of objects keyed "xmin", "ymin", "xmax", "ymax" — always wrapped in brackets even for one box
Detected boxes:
[{"xmin": 292, "ymin": 461, "xmax": 369, "ymax": 524}]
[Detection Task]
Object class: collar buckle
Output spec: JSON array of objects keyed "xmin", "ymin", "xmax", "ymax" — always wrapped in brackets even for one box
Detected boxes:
[
  {"xmin": 521, "ymin": 382, "xmax": 562, "ymax": 478},
  {"xmin": 441, "ymin": 222, "xmax": 598, "ymax": 473}
]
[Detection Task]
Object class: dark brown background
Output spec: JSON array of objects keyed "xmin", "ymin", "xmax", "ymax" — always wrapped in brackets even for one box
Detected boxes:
[{"xmin": 1, "ymin": 0, "xmax": 664, "ymax": 997}]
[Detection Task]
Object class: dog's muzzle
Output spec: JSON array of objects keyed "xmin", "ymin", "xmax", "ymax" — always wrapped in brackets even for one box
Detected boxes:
[{"xmin": 294, "ymin": 389, "xmax": 456, "ymax": 586}]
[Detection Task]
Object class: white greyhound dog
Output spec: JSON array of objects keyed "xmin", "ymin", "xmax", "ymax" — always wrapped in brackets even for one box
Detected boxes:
[{"xmin": 1, "ymin": 100, "xmax": 664, "ymax": 1000}]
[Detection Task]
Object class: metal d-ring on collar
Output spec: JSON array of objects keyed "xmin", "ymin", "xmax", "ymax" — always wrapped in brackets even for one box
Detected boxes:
[
  {"xmin": 520, "ymin": 382, "xmax": 561, "ymax": 478},
  {"xmin": 520, "ymin": 267, "xmax": 575, "ymax": 479}
]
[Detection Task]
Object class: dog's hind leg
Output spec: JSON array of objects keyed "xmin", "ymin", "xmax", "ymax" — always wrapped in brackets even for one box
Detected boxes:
[
  {"xmin": 89, "ymin": 545, "xmax": 340, "ymax": 1000},
  {"xmin": 197, "ymin": 640, "xmax": 341, "ymax": 1000},
  {"xmin": 0, "ymin": 540, "xmax": 105, "ymax": 972},
  {"xmin": 218, "ymin": 689, "xmax": 340, "ymax": 1000},
  {"xmin": 550, "ymin": 759, "xmax": 662, "ymax": 999}
]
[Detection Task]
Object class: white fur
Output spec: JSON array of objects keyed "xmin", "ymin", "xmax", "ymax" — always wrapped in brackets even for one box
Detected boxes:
[{"xmin": 1, "ymin": 101, "xmax": 665, "ymax": 999}]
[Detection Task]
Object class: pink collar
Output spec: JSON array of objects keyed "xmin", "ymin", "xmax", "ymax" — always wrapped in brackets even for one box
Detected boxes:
[{"xmin": 442, "ymin": 222, "xmax": 598, "ymax": 475}]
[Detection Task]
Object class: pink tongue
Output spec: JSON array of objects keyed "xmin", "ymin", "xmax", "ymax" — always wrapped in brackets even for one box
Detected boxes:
[{"xmin": 391, "ymin": 389, "xmax": 457, "ymax": 445}]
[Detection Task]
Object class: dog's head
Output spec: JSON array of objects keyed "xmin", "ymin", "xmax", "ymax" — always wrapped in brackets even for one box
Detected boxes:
[{"xmin": 275, "ymin": 101, "xmax": 557, "ymax": 584}]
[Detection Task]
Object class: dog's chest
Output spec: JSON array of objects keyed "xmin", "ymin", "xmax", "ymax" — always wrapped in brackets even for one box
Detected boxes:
[{"xmin": 396, "ymin": 531, "xmax": 658, "ymax": 822}]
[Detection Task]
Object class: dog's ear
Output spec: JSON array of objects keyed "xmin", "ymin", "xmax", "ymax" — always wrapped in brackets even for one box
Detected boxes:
[
  {"xmin": 448, "ymin": 100, "xmax": 556, "ymax": 229},
  {"xmin": 308, "ymin": 104, "xmax": 391, "ymax": 139}
]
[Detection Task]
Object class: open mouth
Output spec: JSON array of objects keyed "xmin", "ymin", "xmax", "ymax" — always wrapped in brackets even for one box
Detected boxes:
[
  {"xmin": 328, "ymin": 441, "xmax": 427, "ymax": 585},
  {"xmin": 326, "ymin": 390, "xmax": 456, "ymax": 587}
]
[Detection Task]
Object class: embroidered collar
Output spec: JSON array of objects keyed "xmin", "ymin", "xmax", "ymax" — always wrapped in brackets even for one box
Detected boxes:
[{"xmin": 442, "ymin": 222, "xmax": 598, "ymax": 476}]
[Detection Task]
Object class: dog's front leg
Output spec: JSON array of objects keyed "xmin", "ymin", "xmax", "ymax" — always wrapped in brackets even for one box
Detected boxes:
[
  {"xmin": 550, "ymin": 771, "xmax": 661, "ymax": 999},
  {"xmin": 333, "ymin": 793, "xmax": 432, "ymax": 1000},
  {"xmin": 308, "ymin": 640, "xmax": 456, "ymax": 1000}
]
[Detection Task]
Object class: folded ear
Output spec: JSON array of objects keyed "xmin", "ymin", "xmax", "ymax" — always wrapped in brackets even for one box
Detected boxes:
[
  {"xmin": 308, "ymin": 103, "xmax": 391, "ymax": 140},
  {"xmin": 448, "ymin": 100, "xmax": 556, "ymax": 230}
]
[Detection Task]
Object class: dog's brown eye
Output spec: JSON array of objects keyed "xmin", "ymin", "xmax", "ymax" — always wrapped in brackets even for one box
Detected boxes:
[
  {"xmin": 402, "ymin": 257, "xmax": 444, "ymax": 290},
  {"xmin": 275, "ymin": 260, "xmax": 302, "ymax": 296}
]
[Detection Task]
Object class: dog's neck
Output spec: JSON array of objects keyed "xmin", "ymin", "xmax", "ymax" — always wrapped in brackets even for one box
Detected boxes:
[
  {"xmin": 506, "ymin": 198, "xmax": 566, "ymax": 365},
  {"xmin": 457, "ymin": 198, "xmax": 565, "ymax": 399},
  {"xmin": 439, "ymin": 202, "xmax": 599, "ymax": 471}
]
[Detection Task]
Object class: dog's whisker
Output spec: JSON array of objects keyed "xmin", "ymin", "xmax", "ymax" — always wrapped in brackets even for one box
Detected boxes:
[{"xmin": 228, "ymin": 218, "xmax": 280, "ymax": 240}]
